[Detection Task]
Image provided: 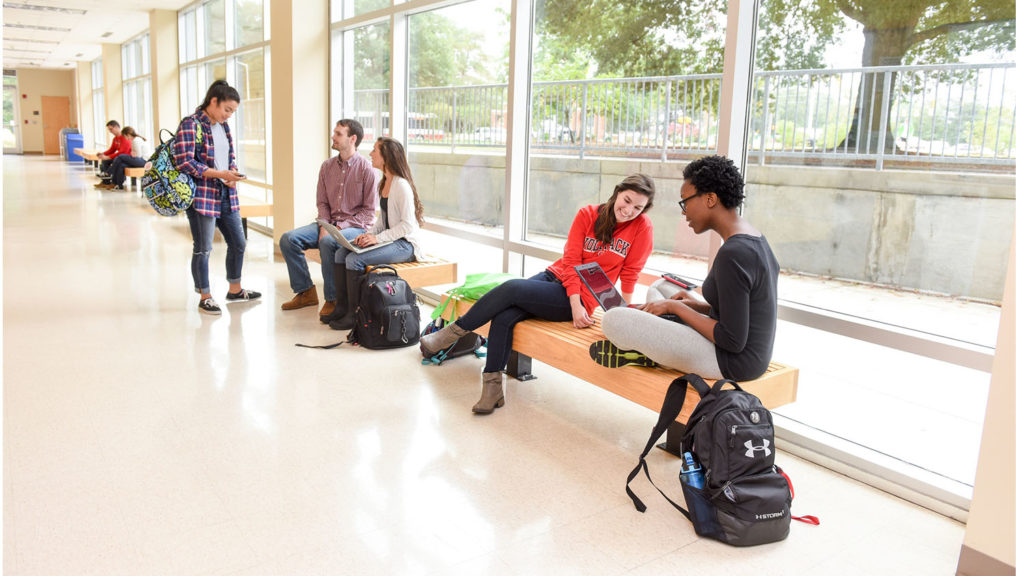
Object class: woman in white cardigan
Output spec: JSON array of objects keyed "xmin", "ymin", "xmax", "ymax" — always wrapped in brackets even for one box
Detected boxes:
[{"xmin": 328, "ymin": 136, "xmax": 426, "ymax": 331}]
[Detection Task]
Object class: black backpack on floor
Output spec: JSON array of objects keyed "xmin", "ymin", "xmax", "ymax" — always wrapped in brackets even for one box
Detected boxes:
[
  {"xmin": 346, "ymin": 265, "xmax": 420, "ymax": 349},
  {"xmin": 626, "ymin": 374, "xmax": 817, "ymax": 546}
]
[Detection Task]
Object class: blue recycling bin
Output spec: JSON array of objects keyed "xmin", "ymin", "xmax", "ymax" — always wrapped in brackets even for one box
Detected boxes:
[{"xmin": 65, "ymin": 134, "xmax": 84, "ymax": 162}]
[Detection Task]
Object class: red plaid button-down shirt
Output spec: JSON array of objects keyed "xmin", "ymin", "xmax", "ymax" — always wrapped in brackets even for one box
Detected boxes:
[{"xmin": 173, "ymin": 108, "xmax": 238, "ymax": 217}]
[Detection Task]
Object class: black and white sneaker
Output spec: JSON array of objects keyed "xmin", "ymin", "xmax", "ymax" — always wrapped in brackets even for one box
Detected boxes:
[
  {"xmin": 225, "ymin": 288, "xmax": 262, "ymax": 302},
  {"xmin": 198, "ymin": 298, "xmax": 222, "ymax": 315}
]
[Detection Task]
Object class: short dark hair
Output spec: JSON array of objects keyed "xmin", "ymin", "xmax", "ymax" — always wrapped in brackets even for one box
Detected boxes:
[
  {"xmin": 106, "ymin": 120, "xmax": 120, "ymax": 128},
  {"xmin": 682, "ymin": 155, "xmax": 745, "ymax": 209},
  {"xmin": 336, "ymin": 119, "xmax": 365, "ymax": 148},
  {"xmin": 200, "ymin": 79, "xmax": 241, "ymax": 110}
]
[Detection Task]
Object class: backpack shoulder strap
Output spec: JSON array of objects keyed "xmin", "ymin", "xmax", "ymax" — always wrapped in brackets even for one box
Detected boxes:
[{"xmin": 625, "ymin": 373, "xmax": 708, "ymax": 515}]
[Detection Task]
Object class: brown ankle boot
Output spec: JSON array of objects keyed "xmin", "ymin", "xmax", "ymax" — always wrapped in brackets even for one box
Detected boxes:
[
  {"xmin": 318, "ymin": 301, "xmax": 336, "ymax": 319},
  {"xmin": 472, "ymin": 372, "xmax": 505, "ymax": 414},
  {"xmin": 281, "ymin": 286, "xmax": 318, "ymax": 310},
  {"xmin": 419, "ymin": 321, "xmax": 469, "ymax": 357}
]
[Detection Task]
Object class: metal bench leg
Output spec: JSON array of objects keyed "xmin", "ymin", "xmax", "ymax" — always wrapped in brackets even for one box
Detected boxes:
[
  {"xmin": 656, "ymin": 420, "xmax": 685, "ymax": 457},
  {"xmin": 505, "ymin": 350, "xmax": 536, "ymax": 381},
  {"xmin": 242, "ymin": 217, "xmax": 248, "ymax": 238}
]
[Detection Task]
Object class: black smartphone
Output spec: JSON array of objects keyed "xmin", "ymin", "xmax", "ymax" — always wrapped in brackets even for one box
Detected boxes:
[{"xmin": 662, "ymin": 273, "xmax": 696, "ymax": 290}]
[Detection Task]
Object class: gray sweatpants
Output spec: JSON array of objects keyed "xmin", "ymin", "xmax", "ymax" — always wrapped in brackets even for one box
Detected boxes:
[{"xmin": 602, "ymin": 279, "xmax": 723, "ymax": 379}]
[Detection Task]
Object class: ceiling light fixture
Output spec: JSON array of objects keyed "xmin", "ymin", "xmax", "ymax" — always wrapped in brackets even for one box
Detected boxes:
[
  {"xmin": 4, "ymin": 47, "xmax": 50, "ymax": 53},
  {"xmin": 3, "ymin": 2, "xmax": 87, "ymax": 15},
  {"xmin": 4, "ymin": 23, "xmax": 72, "ymax": 32},
  {"xmin": 3, "ymin": 37, "xmax": 59, "ymax": 44},
  {"xmin": 101, "ymin": 32, "xmax": 113, "ymax": 38}
]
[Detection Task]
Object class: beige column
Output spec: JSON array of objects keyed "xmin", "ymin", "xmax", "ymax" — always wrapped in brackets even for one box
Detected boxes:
[
  {"xmin": 269, "ymin": 0, "xmax": 330, "ymax": 242},
  {"xmin": 101, "ymin": 44, "xmax": 123, "ymax": 125},
  {"xmin": 76, "ymin": 62, "xmax": 94, "ymax": 146},
  {"xmin": 149, "ymin": 9, "xmax": 180, "ymax": 138},
  {"xmin": 956, "ymin": 228, "xmax": 1016, "ymax": 576}
]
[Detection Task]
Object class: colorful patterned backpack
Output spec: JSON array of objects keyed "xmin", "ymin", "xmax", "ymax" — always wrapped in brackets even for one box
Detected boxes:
[{"xmin": 141, "ymin": 128, "xmax": 202, "ymax": 216}]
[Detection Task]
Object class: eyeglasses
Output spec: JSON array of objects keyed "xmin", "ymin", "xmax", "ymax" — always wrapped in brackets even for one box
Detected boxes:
[{"xmin": 678, "ymin": 193, "xmax": 701, "ymax": 213}]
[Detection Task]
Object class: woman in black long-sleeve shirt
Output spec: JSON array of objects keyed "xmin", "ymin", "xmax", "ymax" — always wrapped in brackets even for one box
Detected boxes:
[{"xmin": 596, "ymin": 155, "xmax": 780, "ymax": 381}]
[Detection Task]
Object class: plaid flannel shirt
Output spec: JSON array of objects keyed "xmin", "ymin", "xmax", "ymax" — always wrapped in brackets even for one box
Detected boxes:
[{"xmin": 173, "ymin": 108, "xmax": 238, "ymax": 217}]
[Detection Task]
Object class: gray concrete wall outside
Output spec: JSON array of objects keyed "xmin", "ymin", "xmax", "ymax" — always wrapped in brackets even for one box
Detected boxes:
[{"xmin": 409, "ymin": 150, "xmax": 1014, "ymax": 301}]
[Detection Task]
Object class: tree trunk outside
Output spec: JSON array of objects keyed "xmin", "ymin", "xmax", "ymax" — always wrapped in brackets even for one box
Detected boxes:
[{"xmin": 835, "ymin": 26, "xmax": 915, "ymax": 154}]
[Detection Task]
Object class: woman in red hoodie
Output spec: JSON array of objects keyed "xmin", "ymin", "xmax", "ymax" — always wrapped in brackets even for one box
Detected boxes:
[{"xmin": 420, "ymin": 174, "xmax": 655, "ymax": 414}]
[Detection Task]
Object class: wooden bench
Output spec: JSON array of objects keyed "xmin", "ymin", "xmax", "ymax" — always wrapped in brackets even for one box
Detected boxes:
[
  {"xmin": 238, "ymin": 200, "xmax": 272, "ymax": 238},
  {"xmin": 124, "ymin": 167, "xmax": 146, "ymax": 193},
  {"xmin": 442, "ymin": 296, "xmax": 798, "ymax": 453},
  {"xmin": 74, "ymin": 149, "xmax": 100, "ymax": 170},
  {"xmin": 304, "ymin": 248, "xmax": 457, "ymax": 290}
]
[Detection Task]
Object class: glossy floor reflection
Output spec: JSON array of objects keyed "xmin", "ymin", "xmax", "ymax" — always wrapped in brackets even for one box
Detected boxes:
[{"xmin": 4, "ymin": 155, "xmax": 965, "ymax": 575}]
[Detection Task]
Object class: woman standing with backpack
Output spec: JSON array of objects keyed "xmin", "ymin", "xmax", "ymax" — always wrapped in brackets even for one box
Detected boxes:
[
  {"xmin": 174, "ymin": 80, "xmax": 261, "ymax": 315},
  {"xmin": 419, "ymin": 174, "xmax": 656, "ymax": 415}
]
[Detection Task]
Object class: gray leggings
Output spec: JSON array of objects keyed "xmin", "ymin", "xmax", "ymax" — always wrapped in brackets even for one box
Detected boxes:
[{"xmin": 601, "ymin": 279, "xmax": 723, "ymax": 379}]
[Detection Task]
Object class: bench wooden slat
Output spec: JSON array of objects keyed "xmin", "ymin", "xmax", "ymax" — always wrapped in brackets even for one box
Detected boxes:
[
  {"xmin": 443, "ymin": 295, "xmax": 797, "ymax": 424},
  {"xmin": 302, "ymin": 248, "xmax": 457, "ymax": 290}
]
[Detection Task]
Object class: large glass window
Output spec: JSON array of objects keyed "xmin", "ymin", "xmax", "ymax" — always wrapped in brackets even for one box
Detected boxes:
[
  {"xmin": 744, "ymin": 0, "xmax": 1015, "ymax": 488},
  {"xmin": 330, "ymin": 0, "xmax": 390, "ymax": 23},
  {"xmin": 332, "ymin": 22, "xmax": 391, "ymax": 141},
  {"xmin": 179, "ymin": 0, "xmax": 272, "ymax": 228},
  {"xmin": 4, "ymin": 71, "xmax": 21, "ymax": 153},
  {"xmin": 204, "ymin": 0, "xmax": 226, "ymax": 56},
  {"xmin": 525, "ymin": 0, "xmax": 726, "ymax": 275},
  {"xmin": 234, "ymin": 0, "xmax": 264, "ymax": 47},
  {"xmin": 122, "ymin": 33, "xmax": 153, "ymax": 140},
  {"xmin": 91, "ymin": 59, "xmax": 106, "ymax": 149},
  {"xmin": 406, "ymin": 0, "xmax": 511, "ymax": 240},
  {"xmin": 233, "ymin": 49, "xmax": 267, "ymax": 182}
]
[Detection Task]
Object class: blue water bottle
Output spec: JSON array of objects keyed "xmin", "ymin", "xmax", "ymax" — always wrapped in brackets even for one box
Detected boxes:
[{"xmin": 680, "ymin": 452, "xmax": 706, "ymax": 490}]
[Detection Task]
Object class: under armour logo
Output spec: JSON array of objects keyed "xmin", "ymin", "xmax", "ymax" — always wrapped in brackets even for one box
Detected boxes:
[{"xmin": 744, "ymin": 439, "xmax": 772, "ymax": 458}]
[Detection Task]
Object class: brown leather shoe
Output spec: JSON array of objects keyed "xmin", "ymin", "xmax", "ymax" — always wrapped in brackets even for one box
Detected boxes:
[
  {"xmin": 319, "ymin": 301, "xmax": 335, "ymax": 319},
  {"xmin": 281, "ymin": 287, "xmax": 318, "ymax": 310}
]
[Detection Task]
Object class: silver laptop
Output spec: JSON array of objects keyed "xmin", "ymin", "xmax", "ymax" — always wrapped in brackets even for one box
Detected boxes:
[{"xmin": 317, "ymin": 219, "xmax": 393, "ymax": 254}]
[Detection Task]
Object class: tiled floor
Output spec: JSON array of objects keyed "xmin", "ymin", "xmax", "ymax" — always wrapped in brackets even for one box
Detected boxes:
[{"xmin": 4, "ymin": 155, "xmax": 966, "ymax": 575}]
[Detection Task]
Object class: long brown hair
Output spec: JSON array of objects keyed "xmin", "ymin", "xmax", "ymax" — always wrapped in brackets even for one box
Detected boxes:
[
  {"xmin": 120, "ymin": 126, "xmax": 146, "ymax": 141},
  {"xmin": 593, "ymin": 173, "xmax": 656, "ymax": 245},
  {"xmin": 375, "ymin": 137, "xmax": 425, "ymax": 226}
]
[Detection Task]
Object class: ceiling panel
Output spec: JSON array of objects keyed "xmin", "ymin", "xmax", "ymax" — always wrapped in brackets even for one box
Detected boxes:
[{"xmin": 3, "ymin": 0, "xmax": 196, "ymax": 70}]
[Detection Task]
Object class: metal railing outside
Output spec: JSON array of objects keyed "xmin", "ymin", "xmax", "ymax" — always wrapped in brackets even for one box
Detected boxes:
[
  {"xmin": 750, "ymin": 62, "xmax": 1016, "ymax": 169},
  {"xmin": 350, "ymin": 62, "xmax": 1015, "ymax": 171}
]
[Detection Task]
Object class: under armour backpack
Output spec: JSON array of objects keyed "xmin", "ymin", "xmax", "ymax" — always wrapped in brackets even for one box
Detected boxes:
[
  {"xmin": 346, "ymin": 265, "xmax": 420, "ymax": 350},
  {"xmin": 626, "ymin": 374, "xmax": 818, "ymax": 546},
  {"xmin": 142, "ymin": 128, "xmax": 201, "ymax": 216}
]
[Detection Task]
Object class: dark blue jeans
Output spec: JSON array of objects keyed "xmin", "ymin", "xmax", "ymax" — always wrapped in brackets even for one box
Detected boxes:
[
  {"xmin": 455, "ymin": 270, "xmax": 573, "ymax": 373},
  {"xmin": 110, "ymin": 155, "xmax": 147, "ymax": 186},
  {"xmin": 185, "ymin": 190, "xmax": 246, "ymax": 294}
]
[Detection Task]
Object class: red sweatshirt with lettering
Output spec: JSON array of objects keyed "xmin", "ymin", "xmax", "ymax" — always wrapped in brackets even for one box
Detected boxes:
[{"xmin": 547, "ymin": 204, "xmax": 654, "ymax": 314}]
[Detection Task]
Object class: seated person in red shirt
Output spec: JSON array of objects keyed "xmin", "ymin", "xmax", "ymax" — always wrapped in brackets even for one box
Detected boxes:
[
  {"xmin": 95, "ymin": 120, "xmax": 131, "ymax": 185},
  {"xmin": 420, "ymin": 174, "xmax": 656, "ymax": 415}
]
